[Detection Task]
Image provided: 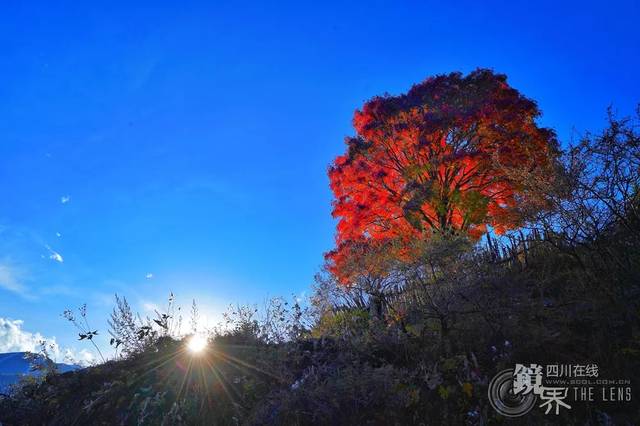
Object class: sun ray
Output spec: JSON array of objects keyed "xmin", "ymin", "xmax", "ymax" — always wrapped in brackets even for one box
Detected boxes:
[{"xmin": 213, "ymin": 348, "xmax": 285, "ymax": 382}]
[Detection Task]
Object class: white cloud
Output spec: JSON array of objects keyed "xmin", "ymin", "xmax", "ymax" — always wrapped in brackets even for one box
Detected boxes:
[
  {"xmin": 0, "ymin": 317, "xmax": 94, "ymax": 366},
  {"xmin": 45, "ymin": 245, "xmax": 64, "ymax": 263},
  {"xmin": 62, "ymin": 348, "xmax": 95, "ymax": 366},
  {"xmin": 60, "ymin": 195, "xmax": 70, "ymax": 204},
  {"xmin": 0, "ymin": 317, "xmax": 58, "ymax": 354}
]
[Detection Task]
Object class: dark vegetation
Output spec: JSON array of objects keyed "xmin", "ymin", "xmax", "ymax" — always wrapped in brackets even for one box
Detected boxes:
[{"xmin": 1, "ymin": 71, "xmax": 639, "ymax": 425}]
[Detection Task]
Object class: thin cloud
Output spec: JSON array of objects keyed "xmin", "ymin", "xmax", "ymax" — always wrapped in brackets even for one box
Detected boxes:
[
  {"xmin": 0, "ymin": 263, "xmax": 32, "ymax": 299},
  {"xmin": 295, "ymin": 290, "xmax": 307, "ymax": 304},
  {"xmin": 142, "ymin": 301, "xmax": 160, "ymax": 313}
]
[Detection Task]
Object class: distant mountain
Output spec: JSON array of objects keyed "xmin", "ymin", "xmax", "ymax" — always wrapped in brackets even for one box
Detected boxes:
[{"xmin": 0, "ymin": 352, "xmax": 80, "ymax": 392}]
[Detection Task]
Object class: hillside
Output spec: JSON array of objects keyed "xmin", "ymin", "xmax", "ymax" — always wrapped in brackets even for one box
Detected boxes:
[{"xmin": 1, "ymin": 224, "xmax": 639, "ymax": 424}]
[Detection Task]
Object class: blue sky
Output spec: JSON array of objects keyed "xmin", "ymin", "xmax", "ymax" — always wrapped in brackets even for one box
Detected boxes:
[{"xmin": 0, "ymin": 1, "xmax": 638, "ymax": 361}]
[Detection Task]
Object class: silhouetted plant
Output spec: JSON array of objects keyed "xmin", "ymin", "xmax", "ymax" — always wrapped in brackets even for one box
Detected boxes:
[
  {"xmin": 189, "ymin": 298, "xmax": 199, "ymax": 334},
  {"xmin": 62, "ymin": 304, "xmax": 105, "ymax": 363},
  {"xmin": 108, "ymin": 294, "xmax": 151, "ymax": 357}
]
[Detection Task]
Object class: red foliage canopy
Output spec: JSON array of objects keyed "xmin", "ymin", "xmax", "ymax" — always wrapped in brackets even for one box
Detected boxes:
[{"xmin": 326, "ymin": 69, "xmax": 558, "ymax": 283}]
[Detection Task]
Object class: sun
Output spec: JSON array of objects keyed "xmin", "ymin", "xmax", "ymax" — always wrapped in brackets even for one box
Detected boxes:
[{"xmin": 187, "ymin": 334, "xmax": 207, "ymax": 354}]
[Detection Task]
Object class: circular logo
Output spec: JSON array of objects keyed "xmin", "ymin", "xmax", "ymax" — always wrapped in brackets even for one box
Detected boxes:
[{"xmin": 488, "ymin": 369, "xmax": 537, "ymax": 417}]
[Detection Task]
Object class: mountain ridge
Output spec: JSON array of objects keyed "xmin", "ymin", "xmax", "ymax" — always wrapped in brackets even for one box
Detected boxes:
[{"xmin": 0, "ymin": 351, "xmax": 80, "ymax": 392}]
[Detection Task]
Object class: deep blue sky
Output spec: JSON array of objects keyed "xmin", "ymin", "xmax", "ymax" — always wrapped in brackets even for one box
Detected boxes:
[{"xmin": 1, "ymin": 1, "xmax": 638, "ymax": 361}]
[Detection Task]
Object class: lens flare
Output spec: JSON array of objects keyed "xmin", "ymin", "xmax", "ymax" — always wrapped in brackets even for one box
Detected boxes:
[{"xmin": 187, "ymin": 335, "xmax": 207, "ymax": 353}]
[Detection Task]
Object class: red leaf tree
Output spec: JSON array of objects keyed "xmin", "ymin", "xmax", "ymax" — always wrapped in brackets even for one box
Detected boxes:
[{"xmin": 326, "ymin": 69, "xmax": 558, "ymax": 283}]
